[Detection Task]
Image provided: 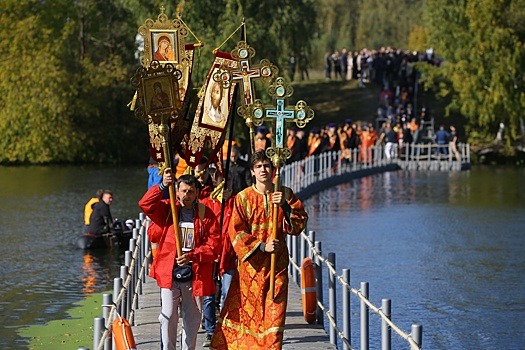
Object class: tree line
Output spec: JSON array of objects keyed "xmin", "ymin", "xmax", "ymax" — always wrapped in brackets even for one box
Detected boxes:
[{"xmin": 0, "ymin": 0, "xmax": 522, "ymax": 164}]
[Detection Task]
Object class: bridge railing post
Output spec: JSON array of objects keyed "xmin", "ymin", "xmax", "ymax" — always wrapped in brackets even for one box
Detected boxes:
[
  {"xmin": 308, "ymin": 230, "xmax": 315, "ymax": 258},
  {"xmin": 93, "ymin": 317, "xmax": 104, "ymax": 350},
  {"xmin": 292, "ymin": 235, "xmax": 299, "ymax": 284},
  {"xmin": 381, "ymin": 299, "xmax": 391, "ymax": 350},
  {"xmin": 328, "ymin": 252, "xmax": 337, "ymax": 346},
  {"xmin": 113, "ymin": 276, "xmax": 122, "ymax": 315},
  {"xmin": 314, "ymin": 241, "xmax": 324, "ymax": 325},
  {"xmin": 119, "ymin": 266, "xmax": 128, "ymax": 319},
  {"xmin": 124, "ymin": 250, "xmax": 133, "ymax": 320},
  {"xmin": 342, "ymin": 269, "xmax": 351, "ymax": 350},
  {"xmin": 412, "ymin": 324, "xmax": 423, "ymax": 348},
  {"xmin": 102, "ymin": 293, "xmax": 112, "ymax": 349},
  {"xmin": 360, "ymin": 282, "xmax": 369, "ymax": 350},
  {"xmin": 300, "ymin": 231, "xmax": 306, "ymax": 263},
  {"xmin": 287, "ymin": 234, "xmax": 292, "ymax": 274}
]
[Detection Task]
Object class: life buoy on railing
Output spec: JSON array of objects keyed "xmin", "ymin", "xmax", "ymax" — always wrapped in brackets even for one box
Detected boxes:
[
  {"xmin": 151, "ymin": 242, "xmax": 158, "ymax": 259},
  {"xmin": 112, "ymin": 314, "xmax": 137, "ymax": 350},
  {"xmin": 301, "ymin": 257, "xmax": 317, "ymax": 324}
]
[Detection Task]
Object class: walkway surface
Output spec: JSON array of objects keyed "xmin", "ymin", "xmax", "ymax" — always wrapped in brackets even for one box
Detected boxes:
[{"xmin": 132, "ymin": 277, "xmax": 336, "ymax": 350}]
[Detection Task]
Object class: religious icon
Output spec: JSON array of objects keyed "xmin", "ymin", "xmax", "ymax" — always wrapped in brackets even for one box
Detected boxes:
[
  {"xmin": 201, "ymin": 69, "xmax": 229, "ymax": 129},
  {"xmin": 151, "ymin": 31, "xmax": 178, "ymax": 63},
  {"xmin": 150, "ymin": 82, "xmax": 170, "ymax": 110},
  {"xmin": 143, "ymin": 76, "xmax": 176, "ymax": 115},
  {"xmin": 180, "ymin": 223, "xmax": 195, "ymax": 252}
]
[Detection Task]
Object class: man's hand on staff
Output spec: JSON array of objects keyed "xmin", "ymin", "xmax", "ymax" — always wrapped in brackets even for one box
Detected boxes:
[
  {"xmin": 271, "ymin": 191, "xmax": 292, "ymax": 219},
  {"xmin": 162, "ymin": 167, "xmax": 174, "ymax": 187},
  {"xmin": 176, "ymin": 253, "xmax": 191, "ymax": 266},
  {"xmin": 271, "ymin": 191, "xmax": 285, "ymax": 206},
  {"xmin": 264, "ymin": 239, "xmax": 281, "ymax": 253}
]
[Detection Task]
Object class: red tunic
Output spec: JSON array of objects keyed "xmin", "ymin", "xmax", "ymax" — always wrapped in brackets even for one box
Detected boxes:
[{"xmin": 211, "ymin": 185, "xmax": 308, "ymax": 349}]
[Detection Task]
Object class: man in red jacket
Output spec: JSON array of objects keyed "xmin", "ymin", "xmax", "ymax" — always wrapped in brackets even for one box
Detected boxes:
[{"xmin": 139, "ymin": 169, "xmax": 220, "ymax": 350}]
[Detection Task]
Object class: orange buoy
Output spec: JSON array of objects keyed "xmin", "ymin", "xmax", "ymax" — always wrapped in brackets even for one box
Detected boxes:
[
  {"xmin": 112, "ymin": 316, "xmax": 137, "ymax": 350},
  {"xmin": 151, "ymin": 242, "xmax": 158, "ymax": 259},
  {"xmin": 301, "ymin": 257, "xmax": 317, "ymax": 324}
]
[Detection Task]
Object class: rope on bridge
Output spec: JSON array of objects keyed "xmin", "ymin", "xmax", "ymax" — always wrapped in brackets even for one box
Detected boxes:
[
  {"xmin": 298, "ymin": 231, "xmax": 421, "ymax": 350},
  {"xmin": 95, "ymin": 221, "xmax": 151, "ymax": 350}
]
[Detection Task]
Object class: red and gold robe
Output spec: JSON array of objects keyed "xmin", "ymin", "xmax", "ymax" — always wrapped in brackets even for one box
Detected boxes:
[{"xmin": 211, "ymin": 185, "xmax": 308, "ymax": 350}]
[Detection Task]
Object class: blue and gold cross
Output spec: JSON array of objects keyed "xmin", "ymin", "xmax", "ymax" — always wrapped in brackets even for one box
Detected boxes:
[{"xmin": 248, "ymin": 77, "xmax": 314, "ymax": 160}]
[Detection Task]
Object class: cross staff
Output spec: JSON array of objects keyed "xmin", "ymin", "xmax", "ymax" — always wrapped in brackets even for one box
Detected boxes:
[
  {"xmin": 250, "ymin": 77, "xmax": 314, "ymax": 142},
  {"xmin": 214, "ymin": 41, "xmax": 277, "ymax": 152},
  {"xmin": 250, "ymin": 77, "xmax": 314, "ymax": 299}
]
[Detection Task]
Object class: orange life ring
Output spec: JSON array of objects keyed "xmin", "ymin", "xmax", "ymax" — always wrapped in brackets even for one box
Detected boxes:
[
  {"xmin": 301, "ymin": 257, "xmax": 317, "ymax": 324},
  {"xmin": 112, "ymin": 316, "xmax": 137, "ymax": 350},
  {"xmin": 151, "ymin": 243, "xmax": 158, "ymax": 259}
]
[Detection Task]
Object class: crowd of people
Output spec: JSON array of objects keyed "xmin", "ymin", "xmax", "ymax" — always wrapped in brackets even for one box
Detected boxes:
[
  {"xmin": 248, "ymin": 114, "xmax": 460, "ymax": 168},
  {"xmin": 140, "ymin": 147, "xmax": 307, "ymax": 349}
]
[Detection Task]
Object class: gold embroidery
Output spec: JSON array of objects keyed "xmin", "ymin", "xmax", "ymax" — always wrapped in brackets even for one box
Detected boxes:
[
  {"xmin": 232, "ymin": 231, "xmax": 247, "ymax": 248},
  {"xmin": 218, "ymin": 316, "xmax": 285, "ymax": 339}
]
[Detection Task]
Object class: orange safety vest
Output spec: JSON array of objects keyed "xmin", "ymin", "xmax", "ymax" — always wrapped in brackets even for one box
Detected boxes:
[{"xmin": 84, "ymin": 197, "xmax": 99, "ymax": 225}]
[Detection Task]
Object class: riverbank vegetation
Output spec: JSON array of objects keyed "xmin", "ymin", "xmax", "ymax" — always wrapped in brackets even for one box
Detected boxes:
[{"xmin": 0, "ymin": 0, "xmax": 523, "ymax": 164}]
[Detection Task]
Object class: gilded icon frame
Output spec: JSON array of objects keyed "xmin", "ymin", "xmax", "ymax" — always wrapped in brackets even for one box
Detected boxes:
[{"xmin": 138, "ymin": 9, "xmax": 189, "ymax": 69}]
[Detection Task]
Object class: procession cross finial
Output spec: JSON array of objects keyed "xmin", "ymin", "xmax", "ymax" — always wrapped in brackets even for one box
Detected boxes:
[
  {"xmin": 249, "ymin": 77, "xmax": 314, "ymax": 161},
  {"xmin": 211, "ymin": 41, "xmax": 278, "ymax": 153},
  {"xmin": 214, "ymin": 42, "xmax": 277, "ymax": 106}
]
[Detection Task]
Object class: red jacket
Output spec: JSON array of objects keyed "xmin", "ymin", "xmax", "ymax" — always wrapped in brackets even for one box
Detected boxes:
[
  {"xmin": 200, "ymin": 196, "xmax": 237, "ymax": 275},
  {"xmin": 139, "ymin": 185, "xmax": 221, "ymax": 296}
]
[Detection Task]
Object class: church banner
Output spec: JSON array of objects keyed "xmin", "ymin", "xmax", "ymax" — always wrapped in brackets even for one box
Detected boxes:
[{"xmin": 182, "ymin": 51, "xmax": 238, "ymax": 168}]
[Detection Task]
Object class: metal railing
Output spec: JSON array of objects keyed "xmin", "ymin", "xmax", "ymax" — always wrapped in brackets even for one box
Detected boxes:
[
  {"xmin": 281, "ymin": 146, "xmax": 441, "ymax": 349},
  {"xmin": 287, "ymin": 231, "xmax": 422, "ymax": 350},
  {"xmin": 86, "ymin": 213, "xmax": 151, "ymax": 350},
  {"xmin": 282, "ymin": 143, "xmax": 470, "ymax": 195}
]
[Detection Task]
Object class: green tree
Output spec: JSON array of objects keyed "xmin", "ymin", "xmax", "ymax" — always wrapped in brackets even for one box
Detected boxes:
[
  {"xmin": 421, "ymin": 0, "xmax": 525, "ymax": 149},
  {"xmin": 355, "ymin": 0, "xmax": 424, "ymax": 50},
  {"xmin": 0, "ymin": 0, "xmax": 146, "ymax": 164},
  {"xmin": 0, "ymin": 0, "xmax": 81, "ymax": 163}
]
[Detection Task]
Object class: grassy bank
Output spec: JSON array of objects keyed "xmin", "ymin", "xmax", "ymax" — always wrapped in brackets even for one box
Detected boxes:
[
  {"xmin": 290, "ymin": 69, "xmax": 452, "ymax": 130},
  {"xmin": 18, "ymin": 291, "xmax": 107, "ymax": 349}
]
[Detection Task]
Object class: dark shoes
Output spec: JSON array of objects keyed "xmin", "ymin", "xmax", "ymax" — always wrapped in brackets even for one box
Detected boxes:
[{"xmin": 203, "ymin": 334, "xmax": 212, "ymax": 347}]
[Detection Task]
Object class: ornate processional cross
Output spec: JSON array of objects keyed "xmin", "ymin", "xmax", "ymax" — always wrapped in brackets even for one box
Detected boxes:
[
  {"xmin": 214, "ymin": 41, "xmax": 277, "ymax": 109},
  {"xmin": 213, "ymin": 41, "xmax": 278, "ymax": 152},
  {"xmin": 256, "ymin": 77, "xmax": 314, "ymax": 301},
  {"xmin": 250, "ymin": 77, "xmax": 314, "ymax": 162}
]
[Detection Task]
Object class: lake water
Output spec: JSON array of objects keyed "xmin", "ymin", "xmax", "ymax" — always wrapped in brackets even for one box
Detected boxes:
[
  {"xmin": 304, "ymin": 166, "xmax": 525, "ymax": 349},
  {"xmin": 0, "ymin": 166, "xmax": 148, "ymax": 349},
  {"xmin": 0, "ymin": 165, "xmax": 524, "ymax": 349}
]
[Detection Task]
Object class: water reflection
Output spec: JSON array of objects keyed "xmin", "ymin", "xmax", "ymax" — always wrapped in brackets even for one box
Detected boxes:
[
  {"xmin": 0, "ymin": 165, "xmax": 147, "ymax": 348},
  {"xmin": 81, "ymin": 251, "xmax": 115, "ymax": 294},
  {"xmin": 304, "ymin": 167, "xmax": 525, "ymax": 350},
  {"xmin": 82, "ymin": 253, "xmax": 97, "ymax": 294}
]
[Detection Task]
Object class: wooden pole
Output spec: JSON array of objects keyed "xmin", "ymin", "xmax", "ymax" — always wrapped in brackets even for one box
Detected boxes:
[
  {"xmin": 159, "ymin": 121, "xmax": 183, "ymax": 257},
  {"xmin": 269, "ymin": 163, "xmax": 282, "ymax": 300}
]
